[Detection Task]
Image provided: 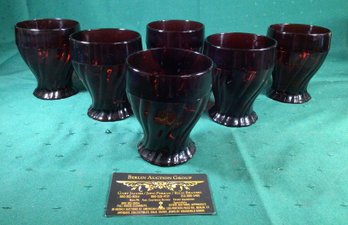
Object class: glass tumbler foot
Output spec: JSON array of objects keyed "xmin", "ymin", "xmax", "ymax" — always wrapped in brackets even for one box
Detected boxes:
[
  {"xmin": 87, "ymin": 106, "xmax": 132, "ymax": 122},
  {"xmin": 267, "ymin": 89, "xmax": 311, "ymax": 104},
  {"xmin": 209, "ymin": 108, "xmax": 258, "ymax": 127},
  {"xmin": 33, "ymin": 87, "xmax": 78, "ymax": 100},
  {"xmin": 138, "ymin": 140, "xmax": 196, "ymax": 167}
]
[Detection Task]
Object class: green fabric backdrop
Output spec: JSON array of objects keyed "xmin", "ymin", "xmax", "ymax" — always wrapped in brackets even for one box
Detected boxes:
[{"xmin": 0, "ymin": 0, "xmax": 347, "ymax": 225}]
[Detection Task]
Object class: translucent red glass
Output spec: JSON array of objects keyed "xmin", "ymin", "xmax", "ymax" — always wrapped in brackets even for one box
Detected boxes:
[
  {"xmin": 267, "ymin": 24, "xmax": 331, "ymax": 103},
  {"xmin": 204, "ymin": 33, "xmax": 277, "ymax": 127},
  {"xmin": 70, "ymin": 29, "xmax": 142, "ymax": 121},
  {"xmin": 15, "ymin": 18, "xmax": 80, "ymax": 99},
  {"xmin": 126, "ymin": 48, "xmax": 212, "ymax": 166},
  {"xmin": 146, "ymin": 20, "xmax": 204, "ymax": 52}
]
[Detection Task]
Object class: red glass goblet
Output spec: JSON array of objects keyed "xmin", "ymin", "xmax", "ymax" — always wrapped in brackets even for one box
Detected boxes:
[
  {"xmin": 15, "ymin": 18, "xmax": 80, "ymax": 100},
  {"xmin": 146, "ymin": 20, "xmax": 204, "ymax": 52},
  {"xmin": 267, "ymin": 24, "xmax": 331, "ymax": 103},
  {"xmin": 204, "ymin": 33, "xmax": 277, "ymax": 127},
  {"xmin": 126, "ymin": 48, "xmax": 212, "ymax": 166},
  {"xmin": 70, "ymin": 29, "xmax": 142, "ymax": 121}
]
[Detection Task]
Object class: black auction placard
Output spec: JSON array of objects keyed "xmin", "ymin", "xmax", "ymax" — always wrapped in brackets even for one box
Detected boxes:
[{"xmin": 105, "ymin": 173, "xmax": 215, "ymax": 216}]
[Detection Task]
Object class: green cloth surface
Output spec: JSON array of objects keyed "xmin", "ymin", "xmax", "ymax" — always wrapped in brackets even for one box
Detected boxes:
[{"xmin": 1, "ymin": 0, "xmax": 348, "ymax": 224}]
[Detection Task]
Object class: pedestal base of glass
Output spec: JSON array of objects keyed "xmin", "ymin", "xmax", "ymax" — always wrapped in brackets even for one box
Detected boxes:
[
  {"xmin": 87, "ymin": 106, "xmax": 132, "ymax": 122},
  {"xmin": 209, "ymin": 108, "xmax": 258, "ymax": 127},
  {"xmin": 33, "ymin": 87, "xmax": 77, "ymax": 100},
  {"xmin": 138, "ymin": 140, "xmax": 196, "ymax": 167},
  {"xmin": 267, "ymin": 89, "xmax": 311, "ymax": 104}
]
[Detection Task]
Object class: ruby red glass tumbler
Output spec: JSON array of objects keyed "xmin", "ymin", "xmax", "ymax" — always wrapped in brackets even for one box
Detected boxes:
[
  {"xmin": 70, "ymin": 29, "xmax": 142, "ymax": 121},
  {"xmin": 15, "ymin": 18, "xmax": 80, "ymax": 100},
  {"xmin": 126, "ymin": 48, "xmax": 212, "ymax": 166},
  {"xmin": 267, "ymin": 24, "xmax": 331, "ymax": 103},
  {"xmin": 204, "ymin": 33, "xmax": 277, "ymax": 127}
]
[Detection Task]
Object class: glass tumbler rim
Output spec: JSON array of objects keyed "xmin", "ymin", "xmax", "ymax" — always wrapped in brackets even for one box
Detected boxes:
[
  {"xmin": 205, "ymin": 32, "xmax": 277, "ymax": 52},
  {"xmin": 268, "ymin": 23, "xmax": 331, "ymax": 37},
  {"xmin": 69, "ymin": 28, "xmax": 141, "ymax": 46},
  {"xmin": 15, "ymin": 18, "xmax": 79, "ymax": 32},
  {"xmin": 147, "ymin": 19, "xmax": 204, "ymax": 34},
  {"xmin": 126, "ymin": 47, "xmax": 213, "ymax": 78}
]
